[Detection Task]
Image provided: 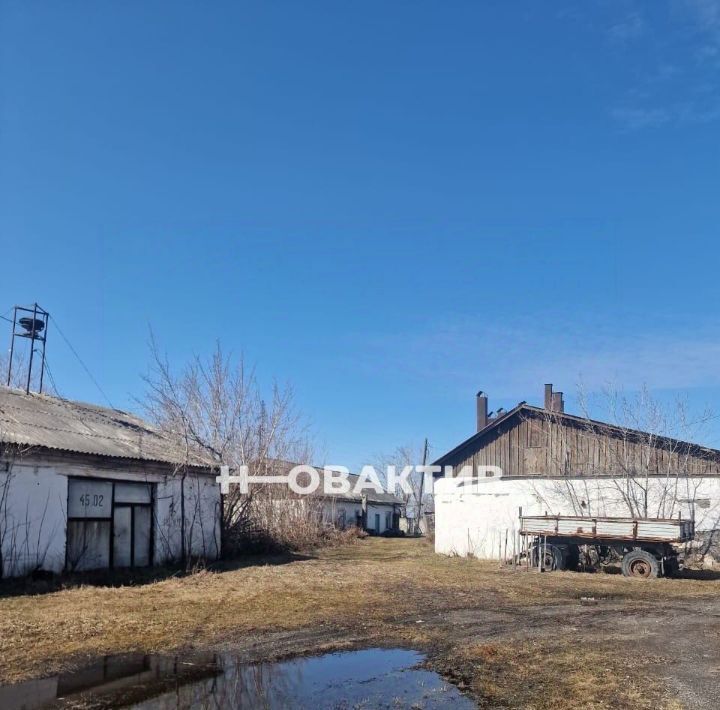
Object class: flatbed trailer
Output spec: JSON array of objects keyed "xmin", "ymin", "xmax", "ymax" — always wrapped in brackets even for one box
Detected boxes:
[{"xmin": 519, "ymin": 514, "xmax": 695, "ymax": 578}]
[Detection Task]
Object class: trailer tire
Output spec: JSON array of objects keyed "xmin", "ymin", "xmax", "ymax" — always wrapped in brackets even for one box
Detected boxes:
[
  {"xmin": 621, "ymin": 550, "xmax": 659, "ymax": 579},
  {"xmin": 532, "ymin": 543, "xmax": 565, "ymax": 571}
]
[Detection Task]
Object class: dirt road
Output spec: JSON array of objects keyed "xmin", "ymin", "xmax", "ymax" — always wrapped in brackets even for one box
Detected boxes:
[{"xmin": 2, "ymin": 538, "xmax": 719, "ymax": 708}]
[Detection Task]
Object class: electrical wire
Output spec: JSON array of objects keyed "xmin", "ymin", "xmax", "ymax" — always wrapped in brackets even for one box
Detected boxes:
[
  {"xmin": 42, "ymin": 355, "xmax": 61, "ymax": 398},
  {"xmin": 0, "ymin": 306, "xmax": 15, "ymax": 322},
  {"xmin": 50, "ymin": 315, "xmax": 115, "ymax": 409}
]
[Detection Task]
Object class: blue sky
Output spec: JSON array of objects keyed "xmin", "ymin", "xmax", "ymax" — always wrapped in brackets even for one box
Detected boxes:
[{"xmin": 2, "ymin": 1, "xmax": 720, "ymax": 468}]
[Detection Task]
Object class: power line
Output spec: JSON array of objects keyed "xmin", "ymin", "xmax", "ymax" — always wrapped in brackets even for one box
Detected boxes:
[
  {"xmin": 50, "ymin": 315, "xmax": 115, "ymax": 409},
  {"xmin": 42, "ymin": 355, "xmax": 61, "ymax": 397}
]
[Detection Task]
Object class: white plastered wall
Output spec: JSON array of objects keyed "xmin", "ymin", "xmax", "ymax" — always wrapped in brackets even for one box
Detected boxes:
[
  {"xmin": 0, "ymin": 464, "xmax": 68, "ymax": 576},
  {"xmin": 154, "ymin": 474, "xmax": 221, "ymax": 563},
  {"xmin": 1, "ymin": 455, "xmax": 221, "ymax": 577},
  {"xmin": 434, "ymin": 476, "xmax": 720, "ymax": 559},
  {"xmin": 366, "ymin": 503, "xmax": 394, "ymax": 533}
]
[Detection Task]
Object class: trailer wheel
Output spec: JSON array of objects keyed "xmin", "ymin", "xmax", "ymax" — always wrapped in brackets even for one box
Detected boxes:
[
  {"xmin": 532, "ymin": 543, "xmax": 565, "ymax": 571},
  {"xmin": 621, "ymin": 550, "xmax": 659, "ymax": 579}
]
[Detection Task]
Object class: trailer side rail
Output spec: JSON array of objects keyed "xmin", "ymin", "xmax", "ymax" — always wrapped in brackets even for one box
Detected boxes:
[{"xmin": 519, "ymin": 515, "xmax": 694, "ymax": 543}]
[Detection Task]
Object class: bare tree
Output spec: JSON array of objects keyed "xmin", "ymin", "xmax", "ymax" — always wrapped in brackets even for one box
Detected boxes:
[
  {"xmin": 142, "ymin": 338, "xmax": 314, "ymax": 557},
  {"xmin": 0, "ymin": 348, "xmax": 57, "ymax": 395},
  {"xmin": 528, "ymin": 383, "xmax": 717, "ymax": 521},
  {"xmin": 0, "ymin": 437, "xmax": 11, "ymax": 578},
  {"xmin": 1, "ymin": 350, "xmax": 26, "ymax": 390}
]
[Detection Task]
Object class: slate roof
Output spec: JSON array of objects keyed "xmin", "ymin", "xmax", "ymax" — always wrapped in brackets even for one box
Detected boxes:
[{"xmin": 0, "ymin": 386, "xmax": 213, "ymax": 468}]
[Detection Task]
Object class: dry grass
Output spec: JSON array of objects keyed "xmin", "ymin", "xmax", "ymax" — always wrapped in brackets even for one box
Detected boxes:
[
  {"xmin": 447, "ymin": 640, "xmax": 680, "ymax": 710},
  {"xmin": 0, "ymin": 538, "xmax": 716, "ymax": 707}
]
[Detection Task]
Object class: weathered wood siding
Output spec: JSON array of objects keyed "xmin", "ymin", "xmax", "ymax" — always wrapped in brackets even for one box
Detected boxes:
[{"xmin": 442, "ymin": 410, "xmax": 720, "ymax": 478}]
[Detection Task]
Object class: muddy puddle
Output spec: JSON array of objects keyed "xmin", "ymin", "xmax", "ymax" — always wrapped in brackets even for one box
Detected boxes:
[{"xmin": 0, "ymin": 647, "xmax": 475, "ymax": 709}]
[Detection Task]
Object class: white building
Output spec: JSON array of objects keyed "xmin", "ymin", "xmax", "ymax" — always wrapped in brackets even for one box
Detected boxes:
[
  {"xmin": 434, "ymin": 475, "xmax": 720, "ymax": 559},
  {"xmin": 0, "ymin": 387, "xmax": 221, "ymax": 577},
  {"xmin": 264, "ymin": 462, "xmax": 403, "ymax": 535},
  {"xmin": 322, "ymin": 472, "xmax": 403, "ymax": 535},
  {"xmin": 433, "ymin": 385, "xmax": 720, "ymax": 560}
]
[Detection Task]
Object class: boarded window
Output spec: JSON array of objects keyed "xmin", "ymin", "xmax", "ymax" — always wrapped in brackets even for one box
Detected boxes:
[
  {"xmin": 527, "ymin": 422, "xmax": 545, "ymax": 448},
  {"xmin": 114, "ymin": 482, "xmax": 151, "ymax": 504},
  {"xmin": 67, "ymin": 520, "xmax": 111, "ymax": 571}
]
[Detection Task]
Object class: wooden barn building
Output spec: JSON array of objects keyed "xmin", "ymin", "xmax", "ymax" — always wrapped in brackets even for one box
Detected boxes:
[
  {"xmin": 433, "ymin": 385, "xmax": 720, "ymax": 559},
  {"xmin": 435, "ymin": 384, "xmax": 720, "ymax": 480}
]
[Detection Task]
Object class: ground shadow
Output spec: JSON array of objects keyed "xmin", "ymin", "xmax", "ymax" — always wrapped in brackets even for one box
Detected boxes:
[
  {"xmin": 570, "ymin": 564, "xmax": 720, "ymax": 581},
  {"xmin": 0, "ymin": 551, "xmax": 316, "ymax": 599},
  {"xmin": 676, "ymin": 568, "xmax": 720, "ymax": 581}
]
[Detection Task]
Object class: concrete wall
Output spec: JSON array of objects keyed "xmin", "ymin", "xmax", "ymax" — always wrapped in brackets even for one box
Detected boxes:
[
  {"xmin": 1, "ymin": 454, "xmax": 221, "ymax": 577},
  {"xmin": 434, "ymin": 475, "xmax": 720, "ymax": 559}
]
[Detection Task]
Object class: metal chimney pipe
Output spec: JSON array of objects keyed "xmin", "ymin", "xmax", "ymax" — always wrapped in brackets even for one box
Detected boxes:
[
  {"xmin": 552, "ymin": 391, "xmax": 564, "ymax": 413},
  {"xmin": 476, "ymin": 391, "xmax": 488, "ymax": 431},
  {"xmin": 544, "ymin": 384, "xmax": 553, "ymax": 410}
]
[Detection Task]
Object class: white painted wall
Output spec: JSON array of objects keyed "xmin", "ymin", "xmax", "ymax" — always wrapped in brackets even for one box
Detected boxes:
[
  {"xmin": 0, "ymin": 466, "xmax": 68, "ymax": 576},
  {"xmin": 434, "ymin": 475, "xmax": 720, "ymax": 559},
  {"xmin": 366, "ymin": 504, "xmax": 394, "ymax": 534},
  {"xmin": 154, "ymin": 474, "xmax": 221, "ymax": 564},
  {"xmin": 1, "ymin": 456, "xmax": 221, "ymax": 577}
]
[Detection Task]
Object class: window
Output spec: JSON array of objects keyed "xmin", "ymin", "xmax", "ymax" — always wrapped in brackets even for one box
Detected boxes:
[
  {"xmin": 67, "ymin": 478, "xmax": 154, "ymax": 572},
  {"xmin": 66, "ymin": 480, "xmax": 113, "ymax": 571},
  {"xmin": 527, "ymin": 421, "xmax": 546, "ymax": 448}
]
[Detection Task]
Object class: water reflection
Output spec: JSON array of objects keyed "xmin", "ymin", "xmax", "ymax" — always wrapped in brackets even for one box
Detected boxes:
[{"xmin": 0, "ymin": 648, "xmax": 474, "ymax": 709}]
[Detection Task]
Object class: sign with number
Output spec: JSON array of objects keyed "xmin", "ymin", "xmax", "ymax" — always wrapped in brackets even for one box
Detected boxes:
[{"xmin": 67, "ymin": 480, "xmax": 113, "ymax": 518}]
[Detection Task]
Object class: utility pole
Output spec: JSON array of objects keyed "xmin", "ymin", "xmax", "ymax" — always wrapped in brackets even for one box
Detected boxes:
[{"xmin": 416, "ymin": 438, "xmax": 429, "ymax": 535}]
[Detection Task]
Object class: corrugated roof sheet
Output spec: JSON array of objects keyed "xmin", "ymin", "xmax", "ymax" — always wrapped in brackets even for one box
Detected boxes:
[{"xmin": 0, "ymin": 386, "xmax": 212, "ymax": 468}]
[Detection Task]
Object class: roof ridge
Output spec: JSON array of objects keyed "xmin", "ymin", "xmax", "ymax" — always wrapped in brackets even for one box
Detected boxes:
[
  {"xmin": 434, "ymin": 400, "xmax": 720, "ymax": 466},
  {"xmin": 0, "ymin": 386, "xmax": 211, "ymax": 468}
]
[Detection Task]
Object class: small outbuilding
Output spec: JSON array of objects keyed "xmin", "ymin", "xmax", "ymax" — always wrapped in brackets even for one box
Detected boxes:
[{"xmin": 0, "ymin": 387, "xmax": 221, "ymax": 577}]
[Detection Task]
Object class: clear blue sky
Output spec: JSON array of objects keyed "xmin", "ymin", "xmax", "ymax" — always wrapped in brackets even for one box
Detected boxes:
[{"xmin": 2, "ymin": 1, "xmax": 720, "ymax": 468}]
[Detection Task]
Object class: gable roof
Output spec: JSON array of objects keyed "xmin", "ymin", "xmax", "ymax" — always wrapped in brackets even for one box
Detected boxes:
[
  {"xmin": 0, "ymin": 386, "xmax": 213, "ymax": 468},
  {"xmin": 433, "ymin": 402, "xmax": 720, "ymax": 467}
]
